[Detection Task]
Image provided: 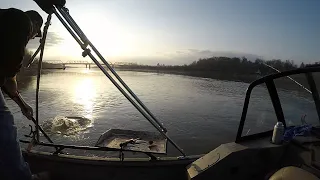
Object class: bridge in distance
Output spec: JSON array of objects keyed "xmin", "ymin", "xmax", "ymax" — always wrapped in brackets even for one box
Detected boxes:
[{"xmin": 45, "ymin": 60, "xmax": 132, "ymax": 69}]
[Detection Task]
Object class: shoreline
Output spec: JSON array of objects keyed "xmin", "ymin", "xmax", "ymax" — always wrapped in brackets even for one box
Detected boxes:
[
  {"xmin": 114, "ymin": 67, "xmax": 314, "ymax": 95},
  {"xmin": 115, "ymin": 67, "xmax": 258, "ymax": 82},
  {"xmin": 16, "ymin": 66, "xmax": 315, "ymax": 95}
]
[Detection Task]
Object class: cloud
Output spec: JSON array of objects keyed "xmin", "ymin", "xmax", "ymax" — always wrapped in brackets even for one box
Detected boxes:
[
  {"xmin": 26, "ymin": 32, "xmax": 64, "ymax": 50},
  {"xmin": 175, "ymin": 50, "xmax": 184, "ymax": 54},
  {"xmin": 187, "ymin": 49, "xmax": 200, "ymax": 53},
  {"xmin": 45, "ymin": 32, "xmax": 64, "ymax": 46}
]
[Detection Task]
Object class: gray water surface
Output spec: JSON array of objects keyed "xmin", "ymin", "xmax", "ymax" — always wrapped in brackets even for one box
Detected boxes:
[{"xmin": 8, "ymin": 69, "xmax": 319, "ymax": 156}]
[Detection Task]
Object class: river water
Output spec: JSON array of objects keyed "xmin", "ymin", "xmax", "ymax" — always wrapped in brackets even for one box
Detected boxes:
[{"xmin": 7, "ymin": 68, "xmax": 319, "ymax": 156}]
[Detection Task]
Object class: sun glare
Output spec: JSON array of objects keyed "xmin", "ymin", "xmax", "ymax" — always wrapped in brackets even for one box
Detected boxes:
[
  {"xmin": 73, "ymin": 78, "xmax": 96, "ymax": 119},
  {"xmin": 76, "ymin": 12, "xmax": 135, "ymax": 56}
]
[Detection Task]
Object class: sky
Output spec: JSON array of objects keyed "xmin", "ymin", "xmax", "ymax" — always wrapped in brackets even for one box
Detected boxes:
[{"xmin": 1, "ymin": 0, "xmax": 319, "ymax": 65}]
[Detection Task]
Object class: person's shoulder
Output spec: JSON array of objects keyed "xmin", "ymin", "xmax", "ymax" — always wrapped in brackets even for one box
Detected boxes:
[
  {"xmin": 5, "ymin": 8, "xmax": 24, "ymax": 13},
  {"xmin": 1, "ymin": 8, "xmax": 32, "ymax": 31},
  {"xmin": 2, "ymin": 8, "xmax": 30, "ymax": 23},
  {"xmin": 2, "ymin": 8, "xmax": 25, "ymax": 16}
]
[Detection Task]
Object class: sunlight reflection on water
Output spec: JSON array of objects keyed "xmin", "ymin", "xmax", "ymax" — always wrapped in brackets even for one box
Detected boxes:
[{"xmin": 73, "ymin": 78, "xmax": 96, "ymax": 120}]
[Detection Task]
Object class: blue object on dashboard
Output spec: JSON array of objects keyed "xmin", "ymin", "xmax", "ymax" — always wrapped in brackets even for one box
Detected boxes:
[{"xmin": 283, "ymin": 124, "xmax": 313, "ymax": 142}]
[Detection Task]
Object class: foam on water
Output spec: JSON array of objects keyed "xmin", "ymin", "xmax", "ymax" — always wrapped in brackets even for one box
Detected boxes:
[{"xmin": 43, "ymin": 116, "xmax": 92, "ymax": 136}]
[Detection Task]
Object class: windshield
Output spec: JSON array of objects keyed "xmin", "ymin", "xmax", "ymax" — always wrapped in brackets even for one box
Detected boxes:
[{"xmin": 240, "ymin": 70, "xmax": 320, "ymax": 139}]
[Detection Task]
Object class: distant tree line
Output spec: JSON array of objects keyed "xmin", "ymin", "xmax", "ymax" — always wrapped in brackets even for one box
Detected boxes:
[
  {"xmin": 20, "ymin": 49, "xmax": 320, "ymax": 86},
  {"xmin": 21, "ymin": 50, "xmax": 59, "ymax": 70},
  {"xmin": 120, "ymin": 56, "xmax": 319, "ymax": 77},
  {"xmin": 186, "ymin": 57, "xmax": 299, "ymax": 76}
]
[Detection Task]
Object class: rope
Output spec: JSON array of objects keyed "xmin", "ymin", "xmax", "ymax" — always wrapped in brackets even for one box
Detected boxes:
[{"xmin": 33, "ymin": 14, "xmax": 56, "ymax": 146}]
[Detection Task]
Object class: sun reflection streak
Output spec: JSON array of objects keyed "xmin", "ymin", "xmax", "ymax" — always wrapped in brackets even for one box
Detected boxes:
[
  {"xmin": 81, "ymin": 68, "xmax": 91, "ymax": 74},
  {"xmin": 73, "ymin": 78, "xmax": 96, "ymax": 119}
]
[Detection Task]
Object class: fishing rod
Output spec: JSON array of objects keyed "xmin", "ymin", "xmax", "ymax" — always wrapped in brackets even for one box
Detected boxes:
[{"xmin": 261, "ymin": 62, "xmax": 312, "ymax": 94}]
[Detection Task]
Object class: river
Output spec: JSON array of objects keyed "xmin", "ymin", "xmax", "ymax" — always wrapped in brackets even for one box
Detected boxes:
[{"xmin": 7, "ymin": 68, "xmax": 319, "ymax": 156}]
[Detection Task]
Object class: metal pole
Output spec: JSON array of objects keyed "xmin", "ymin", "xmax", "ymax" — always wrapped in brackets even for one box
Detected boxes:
[
  {"xmin": 306, "ymin": 73, "xmax": 320, "ymax": 122},
  {"xmin": 89, "ymin": 43, "xmax": 166, "ymax": 132},
  {"xmin": 87, "ymin": 52, "xmax": 186, "ymax": 156},
  {"xmin": 36, "ymin": 14, "xmax": 52, "ymax": 141},
  {"xmin": 52, "ymin": 8, "xmax": 84, "ymax": 49},
  {"xmin": 56, "ymin": 7, "xmax": 165, "ymax": 131},
  {"xmin": 57, "ymin": 7, "xmax": 87, "ymax": 43},
  {"xmin": 57, "ymin": 7, "xmax": 167, "ymax": 132},
  {"xmin": 53, "ymin": 11, "xmax": 161, "ymax": 132},
  {"xmin": 52, "ymin": 8, "xmax": 185, "ymax": 156}
]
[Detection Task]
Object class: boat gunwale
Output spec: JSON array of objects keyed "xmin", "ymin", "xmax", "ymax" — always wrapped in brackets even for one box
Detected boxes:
[{"xmin": 23, "ymin": 150, "xmax": 201, "ymax": 166}]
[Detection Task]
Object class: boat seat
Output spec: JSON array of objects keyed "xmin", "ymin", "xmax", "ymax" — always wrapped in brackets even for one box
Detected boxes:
[{"xmin": 269, "ymin": 166, "xmax": 319, "ymax": 180}]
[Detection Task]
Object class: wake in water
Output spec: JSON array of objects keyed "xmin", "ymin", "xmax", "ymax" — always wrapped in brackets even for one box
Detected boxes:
[{"xmin": 42, "ymin": 116, "xmax": 93, "ymax": 136}]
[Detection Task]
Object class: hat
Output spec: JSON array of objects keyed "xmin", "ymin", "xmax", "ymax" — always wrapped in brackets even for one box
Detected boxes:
[{"xmin": 25, "ymin": 10, "xmax": 43, "ymax": 37}]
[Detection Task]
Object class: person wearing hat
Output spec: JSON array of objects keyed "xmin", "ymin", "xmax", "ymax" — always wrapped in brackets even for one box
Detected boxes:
[{"xmin": 0, "ymin": 8, "xmax": 48, "ymax": 180}]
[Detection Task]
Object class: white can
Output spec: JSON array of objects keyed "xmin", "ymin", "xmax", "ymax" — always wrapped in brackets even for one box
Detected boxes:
[{"xmin": 272, "ymin": 122, "xmax": 284, "ymax": 144}]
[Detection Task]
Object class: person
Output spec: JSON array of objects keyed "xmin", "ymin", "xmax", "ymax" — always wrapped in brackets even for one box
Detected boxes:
[{"xmin": 0, "ymin": 8, "xmax": 47, "ymax": 180}]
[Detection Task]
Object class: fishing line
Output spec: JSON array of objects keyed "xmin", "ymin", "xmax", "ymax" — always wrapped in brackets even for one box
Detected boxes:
[{"xmin": 261, "ymin": 62, "xmax": 312, "ymax": 94}]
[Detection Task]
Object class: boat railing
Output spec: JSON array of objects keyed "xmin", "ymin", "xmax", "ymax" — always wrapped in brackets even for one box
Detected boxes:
[{"xmin": 236, "ymin": 65, "xmax": 320, "ymax": 142}]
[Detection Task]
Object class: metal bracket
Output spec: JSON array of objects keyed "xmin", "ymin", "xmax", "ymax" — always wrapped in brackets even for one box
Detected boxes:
[
  {"xmin": 24, "ymin": 125, "xmax": 35, "ymax": 138},
  {"xmin": 146, "ymin": 153, "xmax": 157, "ymax": 161},
  {"xmin": 24, "ymin": 125, "xmax": 38, "ymax": 152},
  {"xmin": 119, "ymin": 149, "xmax": 124, "ymax": 161},
  {"xmin": 82, "ymin": 49, "xmax": 91, "ymax": 57}
]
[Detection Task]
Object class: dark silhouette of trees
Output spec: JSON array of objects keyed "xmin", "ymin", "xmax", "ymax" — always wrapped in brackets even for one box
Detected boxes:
[
  {"xmin": 119, "ymin": 56, "xmax": 318, "ymax": 78},
  {"xmin": 181, "ymin": 56, "xmax": 301, "ymax": 76},
  {"xmin": 117, "ymin": 56, "xmax": 320, "ymax": 83}
]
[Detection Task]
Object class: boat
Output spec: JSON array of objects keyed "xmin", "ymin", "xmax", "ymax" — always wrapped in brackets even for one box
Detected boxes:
[{"xmin": 20, "ymin": 1, "xmax": 320, "ymax": 179}]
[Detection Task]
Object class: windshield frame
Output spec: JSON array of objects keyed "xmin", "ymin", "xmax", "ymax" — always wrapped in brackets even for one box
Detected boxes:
[{"xmin": 236, "ymin": 65, "xmax": 320, "ymax": 142}]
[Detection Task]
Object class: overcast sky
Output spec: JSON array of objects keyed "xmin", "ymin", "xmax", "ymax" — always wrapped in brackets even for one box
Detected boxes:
[{"xmin": 1, "ymin": 0, "xmax": 319, "ymax": 65}]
